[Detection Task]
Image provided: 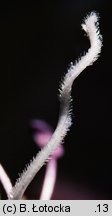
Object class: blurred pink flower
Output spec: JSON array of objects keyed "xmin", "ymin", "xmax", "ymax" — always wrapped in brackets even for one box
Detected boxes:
[{"xmin": 31, "ymin": 119, "xmax": 64, "ymax": 199}]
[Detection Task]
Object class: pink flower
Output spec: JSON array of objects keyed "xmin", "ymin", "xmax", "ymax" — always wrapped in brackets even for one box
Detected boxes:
[{"xmin": 31, "ymin": 119, "xmax": 64, "ymax": 199}]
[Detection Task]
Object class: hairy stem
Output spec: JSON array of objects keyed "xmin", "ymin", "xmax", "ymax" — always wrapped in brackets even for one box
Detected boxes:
[{"xmin": 8, "ymin": 11, "xmax": 102, "ymax": 200}]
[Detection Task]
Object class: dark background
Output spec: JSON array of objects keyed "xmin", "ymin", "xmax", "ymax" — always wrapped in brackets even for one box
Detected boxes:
[{"xmin": 0, "ymin": 1, "xmax": 112, "ymax": 199}]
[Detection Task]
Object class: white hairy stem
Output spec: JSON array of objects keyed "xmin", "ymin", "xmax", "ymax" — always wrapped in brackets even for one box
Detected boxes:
[{"xmin": 8, "ymin": 12, "xmax": 102, "ymax": 199}]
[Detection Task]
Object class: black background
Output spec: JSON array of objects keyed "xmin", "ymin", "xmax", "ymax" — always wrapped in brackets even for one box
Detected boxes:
[{"xmin": 0, "ymin": 1, "xmax": 112, "ymax": 199}]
